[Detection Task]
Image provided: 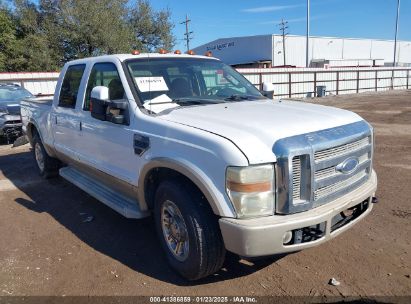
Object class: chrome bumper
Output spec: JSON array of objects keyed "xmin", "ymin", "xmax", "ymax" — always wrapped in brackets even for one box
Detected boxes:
[{"xmin": 219, "ymin": 170, "xmax": 377, "ymax": 257}]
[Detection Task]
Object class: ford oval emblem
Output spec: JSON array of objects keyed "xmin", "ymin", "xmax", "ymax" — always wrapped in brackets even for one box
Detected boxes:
[{"xmin": 336, "ymin": 157, "xmax": 359, "ymax": 174}]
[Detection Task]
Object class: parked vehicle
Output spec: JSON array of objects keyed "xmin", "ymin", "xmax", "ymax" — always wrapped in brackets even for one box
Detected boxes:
[
  {"xmin": 0, "ymin": 83, "xmax": 33, "ymax": 143},
  {"xmin": 21, "ymin": 52, "xmax": 377, "ymax": 280}
]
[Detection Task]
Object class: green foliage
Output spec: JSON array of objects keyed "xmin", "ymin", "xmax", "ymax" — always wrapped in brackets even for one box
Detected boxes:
[
  {"xmin": 0, "ymin": 0, "xmax": 176, "ymax": 72},
  {"xmin": 129, "ymin": 0, "xmax": 175, "ymax": 52},
  {"xmin": 0, "ymin": 6, "xmax": 17, "ymax": 70}
]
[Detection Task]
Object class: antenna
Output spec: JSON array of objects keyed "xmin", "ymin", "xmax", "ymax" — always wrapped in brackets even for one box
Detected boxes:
[
  {"xmin": 180, "ymin": 14, "xmax": 194, "ymax": 52},
  {"xmin": 278, "ymin": 19, "xmax": 289, "ymax": 66},
  {"xmin": 393, "ymin": 0, "xmax": 400, "ymax": 67}
]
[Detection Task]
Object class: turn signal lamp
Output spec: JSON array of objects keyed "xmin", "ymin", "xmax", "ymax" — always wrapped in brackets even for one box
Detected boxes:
[
  {"xmin": 187, "ymin": 50, "xmax": 195, "ymax": 55},
  {"xmin": 174, "ymin": 50, "xmax": 182, "ymax": 54},
  {"xmin": 131, "ymin": 50, "xmax": 140, "ymax": 55},
  {"xmin": 205, "ymin": 51, "xmax": 213, "ymax": 57},
  {"xmin": 159, "ymin": 49, "xmax": 168, "ymax": 54}
]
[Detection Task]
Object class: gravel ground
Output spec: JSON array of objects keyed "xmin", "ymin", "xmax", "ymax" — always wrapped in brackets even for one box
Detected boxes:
[{"xmin": 0, "ymin": 90, "xmax": 410, "ymax": 298}]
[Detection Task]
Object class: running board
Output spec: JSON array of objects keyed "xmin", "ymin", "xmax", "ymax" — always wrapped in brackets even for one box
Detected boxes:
[{"xmin": 59, "ymin": 166, "xmax": 149, "ymax": 219}]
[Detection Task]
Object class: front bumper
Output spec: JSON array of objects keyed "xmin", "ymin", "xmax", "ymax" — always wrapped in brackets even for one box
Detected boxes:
[
  {"xmin": 0, "ymin": 115, "xmax": 22, "ymax": 136},
  {"xmin": 219, "ymin": 170, "xmax": 377, "ymax": 257}
]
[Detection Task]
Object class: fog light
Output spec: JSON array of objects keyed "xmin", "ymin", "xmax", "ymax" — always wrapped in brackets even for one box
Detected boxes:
[{"xmin": 283, "ymin": 231, "xmax": 293, "ymax": 244}]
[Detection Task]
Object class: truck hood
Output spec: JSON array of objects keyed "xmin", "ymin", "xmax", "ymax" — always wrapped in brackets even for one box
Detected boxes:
[
  {"xmin": 160, "ymin": 100, "xmax": 363, "ymax": 164},
  {"xmin": 0, "ymin": 102, "xmax": 20, "ymax": 116}
]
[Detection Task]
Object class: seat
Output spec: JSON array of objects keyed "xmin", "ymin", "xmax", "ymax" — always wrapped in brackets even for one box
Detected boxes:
[
  {"xmin": 108, "ymin": 79, "xmax": 125, "ymax": 100},
  {"xmin": 169, "ymin": 78, "xmax": 193, "ymax": 98}
]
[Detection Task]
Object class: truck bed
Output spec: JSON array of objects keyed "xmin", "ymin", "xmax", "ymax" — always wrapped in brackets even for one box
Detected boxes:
[
  {"xmin": 23, "ymin": 96, "xmax": 53, "ymax": 105},
  {"xmin": 20, "ymin": 96, "xmax": 54, "ymax": 145}
]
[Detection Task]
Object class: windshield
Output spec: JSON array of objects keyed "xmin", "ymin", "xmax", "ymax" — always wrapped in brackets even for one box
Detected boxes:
[
  {"xmin": 126, "ymin": 58, "xmax": 264, "ymax": 112},
  {"xmin": 0, "ymin": 87, "xmax": 33, "ymax": 103}
]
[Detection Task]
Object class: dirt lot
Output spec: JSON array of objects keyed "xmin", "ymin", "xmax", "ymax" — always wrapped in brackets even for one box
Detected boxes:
[{"xmin": 0, "ymin": 90, "xmax": 410, "ymax": 298}]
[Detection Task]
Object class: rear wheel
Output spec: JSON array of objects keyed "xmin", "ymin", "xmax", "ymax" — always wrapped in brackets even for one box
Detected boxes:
[
  {"xmin": 32, "ymin": 134, "xmax": 60, "ymax": 178},
  {"xmin": 154, "ymin": 180, "xmax": 226, "ymax": 280}
]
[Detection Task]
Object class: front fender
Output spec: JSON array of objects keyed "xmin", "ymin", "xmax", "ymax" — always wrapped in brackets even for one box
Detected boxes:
[{"xmin": 138, "ymin": 157, "xmax": 237, "ymax": 218}]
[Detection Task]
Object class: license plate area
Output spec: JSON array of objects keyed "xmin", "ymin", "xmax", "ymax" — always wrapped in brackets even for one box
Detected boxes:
[{"xmin": 331, "ymin": 199, "xmax": 370, "ymax": 233}]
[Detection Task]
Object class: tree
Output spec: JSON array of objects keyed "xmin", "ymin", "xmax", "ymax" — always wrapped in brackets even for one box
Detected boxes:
[
  {"xmin": 8, "ymin": 0, "xmax": 61, "ymax": 71},
  {"xmin": 57, "ymin": 0, "xmax": 134, "ymax": 60},
  {"xmin": 0, "ymin": 0, "xmax": 176, "ymax": 72},
  {"xmin": 128, "ymin": 0, "xmax": 175, "ymax": 52},
  {"xmin": 0, "ymin": 7, "xmax": 16, "ymax": 70}
]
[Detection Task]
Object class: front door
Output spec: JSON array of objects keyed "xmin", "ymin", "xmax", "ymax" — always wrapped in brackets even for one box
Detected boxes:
[{"xmin": 76, "ymin": 61, "xmax": 141, "ymax": 186}]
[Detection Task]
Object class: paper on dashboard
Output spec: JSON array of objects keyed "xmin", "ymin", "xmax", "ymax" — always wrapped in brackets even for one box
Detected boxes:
[
  {"xmin": 143, "ymin": 94, "xmax": 179, "ymax": 113},
  {"xmin": 135, "ymin": 76, "xmax": 169, "ymax": 92}
]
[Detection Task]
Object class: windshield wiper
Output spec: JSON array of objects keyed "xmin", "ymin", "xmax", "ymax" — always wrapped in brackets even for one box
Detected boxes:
[
  {"xmin": 223, "ymin": 94, "xmax": 254, "ymax": 101},
  {"xmin": 172, "ymin": 98, "xmax": 224, "ymax": 106}
]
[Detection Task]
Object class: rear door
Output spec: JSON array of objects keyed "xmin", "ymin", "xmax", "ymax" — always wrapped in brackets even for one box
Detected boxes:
[{"xmin": 52, "ymin": 64, "xmax": 86, "ymax": 161}]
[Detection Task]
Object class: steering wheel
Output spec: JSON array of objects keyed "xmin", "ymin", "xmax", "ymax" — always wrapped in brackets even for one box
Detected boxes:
[
  {"xmin": 215, "ymin": 87, "xmax": 240, "ymax": 97},
  {"xmin": 206, "ymin": 87, "xmax": 219, "ymax": 96}
]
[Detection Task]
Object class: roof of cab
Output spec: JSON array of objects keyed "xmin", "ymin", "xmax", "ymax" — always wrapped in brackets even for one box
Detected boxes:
[{"xmin": 66, "ymin": 53, "xmax": 219, "ymax": 65}]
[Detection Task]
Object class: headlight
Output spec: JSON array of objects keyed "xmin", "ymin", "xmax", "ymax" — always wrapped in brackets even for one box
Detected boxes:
[{"xmin": 226, "ymin": 164, "xmax": 275, "ymax": 218}]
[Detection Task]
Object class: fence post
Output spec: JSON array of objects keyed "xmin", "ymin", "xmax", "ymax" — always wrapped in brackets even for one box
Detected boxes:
[
  {"xmin": 259, "ymin": 73, "xmax": 263, "ymax": 91},
  {"xmin": 288, "ymin": 73, "xmax": 292, "ymax": 98},
  {"xmin": 313, "ymin": 72, "xmax": 317, "ymax": 97},
  {"xmin": 356, "ymin": 70, "xmax": 360, "ymax": 93},
  {"xmin": 375, "ymin": 70, "xmax": 378, "ymax": 91},
  {"xmin": 407, "ymin": 70, "xmax": 409, "ymax": 90},
  {"xmin": 336, "ymin": 71, "xmax": 339, "ymax": 95},
  {"xmin": 391, "ymin": 70, "xmax": 394, "ymax": 90}
]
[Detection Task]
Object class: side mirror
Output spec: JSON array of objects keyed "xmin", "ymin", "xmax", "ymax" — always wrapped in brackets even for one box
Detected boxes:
[
  {"xmin": 91, "ymin": 86, "xmax": 109, "ymax": 101},
  {"xmin": 90, "ymin": 86, "xmax": 109, "ymax": 121},
  {"xmin": 90, "ymin": 86, "xmax": 128, "ymax": 124},
  {"xmin": 261, "ymin": 82, "xmax": 275, "ymax": 99}
]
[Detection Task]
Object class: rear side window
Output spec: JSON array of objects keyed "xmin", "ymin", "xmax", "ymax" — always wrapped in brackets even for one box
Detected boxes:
[
  {"xmin": 84, "ymin": 62, "xmax": 125, "ymax": 111},
  {"xmin": 58, "ymin": 64, "xmax": 86, "ymax": 108}
]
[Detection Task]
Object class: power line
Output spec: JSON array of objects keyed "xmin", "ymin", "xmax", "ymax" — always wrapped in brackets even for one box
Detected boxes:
[
  {"xmin": 278, "ymin": 19, "xmax": 289, "ymax": 66},
  {"xmin": 306, "ymin": 0, "xmax": 310, "ymax": 67},
  {"xmin": 180, "ymin": 14, "xmax": 193, "ymax": 52}
]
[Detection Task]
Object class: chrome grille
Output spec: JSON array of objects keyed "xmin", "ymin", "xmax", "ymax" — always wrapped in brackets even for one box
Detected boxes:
[
  {"xmin": 314, "ymin": 169, "xmax": 368, "ymax": 200},
  {"xmin": 314, "ymin": 137, "xmax": 370, "ymax": 162},
  {"xmin": 314, "ymin": 166, "xmax": 336, "ymax": 180},
  {"xmin": 292, "ymin": 156, "xmax": 301, "ymax": 200},
  {"xmin": 313, "ymin": 135, "xmax": 372, "ymax": 205},
  {"xmin": 273, "ymin": 120, "xmax": 373, "ymax": 215},
  {"xmin": 314, "ymin": 152, "xmax": 369, "ymax": 181}
]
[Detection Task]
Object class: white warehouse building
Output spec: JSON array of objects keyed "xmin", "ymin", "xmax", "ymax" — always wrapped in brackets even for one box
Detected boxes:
[{"xmin": 193, "ymin": 34, "xmax": 411, "ymax": 68}]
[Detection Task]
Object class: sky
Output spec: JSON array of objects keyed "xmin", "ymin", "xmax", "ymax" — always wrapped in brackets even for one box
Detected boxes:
[{"xmin": 148, "ymin": 0, "xmax": 411, "ymax": 51}]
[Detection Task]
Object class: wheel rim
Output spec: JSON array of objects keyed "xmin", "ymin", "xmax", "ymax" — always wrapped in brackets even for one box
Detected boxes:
[
  {"xmin": 34, "ymin": 143, "xmax": 45, "ymax": 172},
  {"xmin": 161, "ymin": 200, "xmax": 189, "ymax": 261}
]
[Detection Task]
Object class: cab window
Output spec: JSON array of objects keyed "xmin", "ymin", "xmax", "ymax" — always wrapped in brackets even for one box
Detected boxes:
[
  {"xmin": 58, "ymin": 64, "xmax": 86, "ymax": 108},
  {"xmin": 84, "ymin": 62, "xmax": 125, "ymax": 111}
]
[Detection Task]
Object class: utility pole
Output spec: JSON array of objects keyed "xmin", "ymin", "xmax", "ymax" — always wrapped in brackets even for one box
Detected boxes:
[
  {"xmin": 180, "ymin": 14, "xmax": 193, "ymax": 52},
  {"xmin": 393, "ymin": 0, "xmax": 400, "ymax": 67},
  {"xmin": 306, "ymin": 0, "xmax": 310, "ymax": 67},
  {"xmin": 278, "ymin": 19, "xmax": 289, "ymax": 66}
]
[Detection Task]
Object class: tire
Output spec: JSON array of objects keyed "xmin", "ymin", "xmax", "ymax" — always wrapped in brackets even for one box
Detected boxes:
[
  {"xmin": 154, "ymin": 179, "xmax": 226, "ymax": 280},
  {"xmin": 32, "ymin": 134, "xmax": 60, "ymax": 178}
]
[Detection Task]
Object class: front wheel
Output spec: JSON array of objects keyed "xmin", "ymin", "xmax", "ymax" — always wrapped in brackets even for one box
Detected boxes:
[{"xmin": 154, "ymin": 180, "xmax": 226, "ymax": 280}]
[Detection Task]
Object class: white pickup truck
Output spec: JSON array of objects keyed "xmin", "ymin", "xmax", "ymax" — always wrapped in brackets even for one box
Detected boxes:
[{"xmin": 21, "ymin": 52, "xmax": 377, "ymax": 280}]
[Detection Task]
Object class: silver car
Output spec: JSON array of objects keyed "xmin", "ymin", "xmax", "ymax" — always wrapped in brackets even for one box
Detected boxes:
[{"xmin": 0, "ymin": 84, "xmax": 34, "ymax": 143}]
